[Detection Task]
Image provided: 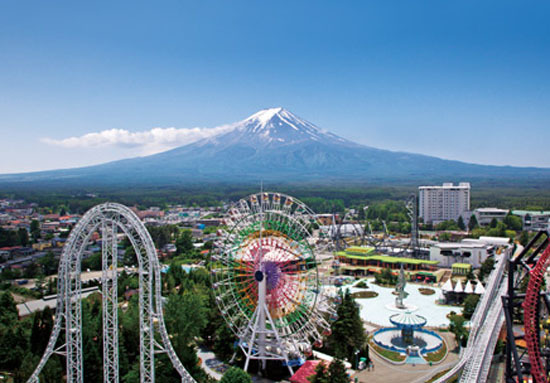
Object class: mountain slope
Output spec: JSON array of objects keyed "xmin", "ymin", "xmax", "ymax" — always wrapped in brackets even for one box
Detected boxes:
[{"xmin": 1, "ymin": 107, "xmax": 550, "ymax": 186}]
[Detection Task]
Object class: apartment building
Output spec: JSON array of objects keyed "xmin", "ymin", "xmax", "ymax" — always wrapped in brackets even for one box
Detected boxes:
[{"xmin": 419, "ymin": 182, "xmax": 470, "ymax": 224}]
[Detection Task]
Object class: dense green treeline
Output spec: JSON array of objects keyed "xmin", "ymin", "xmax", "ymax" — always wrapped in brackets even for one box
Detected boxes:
[{"xmin": 4, "ymin": 183, "xmax": 550, "ymax": 214}]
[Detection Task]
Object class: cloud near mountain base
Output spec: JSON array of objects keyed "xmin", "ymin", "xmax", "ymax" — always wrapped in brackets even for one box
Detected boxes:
[{"xmin": 41, "ymin": 125, "xmax": 234, "ymax": 155}]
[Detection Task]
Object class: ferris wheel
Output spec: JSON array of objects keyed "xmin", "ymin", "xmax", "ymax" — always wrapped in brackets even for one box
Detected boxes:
[{"xmin": 212, "ymin": 192, "xmax": 337, "ymax": 374}]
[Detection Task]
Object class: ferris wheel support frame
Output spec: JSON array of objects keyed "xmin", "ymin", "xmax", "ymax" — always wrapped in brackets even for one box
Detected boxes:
[
  {"xmin": 240, "ymin": 210, "xmax": 294, "ymax": 375},
  {"xmin": 27, "ymin": 203, "xmax": 196, "ymax": 383}
]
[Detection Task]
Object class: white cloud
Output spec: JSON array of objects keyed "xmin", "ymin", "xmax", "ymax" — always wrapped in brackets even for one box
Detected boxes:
[{"xmin": 41, "ymin": 125, "xmax": 234, "ymax": 155}]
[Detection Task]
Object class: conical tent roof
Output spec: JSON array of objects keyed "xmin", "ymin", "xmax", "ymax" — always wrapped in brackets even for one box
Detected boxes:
[
  {"xmin": 442, "ymin": 278, "xmax": 454, "ymax": 292},
  {"xmin": 464, "ymin": 280, "xmax": 474, "ymax": 294},
  {"xmin": 454, "ymin": 279, "xmax": 464, "ymax": 293},
  {"xmin": 474, "ymin": 281, "xmax": 486, "ymax": 295}
]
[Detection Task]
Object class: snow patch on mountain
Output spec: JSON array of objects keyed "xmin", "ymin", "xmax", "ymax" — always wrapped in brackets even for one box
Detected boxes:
[{"xmin": 201, "ymin": 107, "xmax": 357, "ymax": 149}]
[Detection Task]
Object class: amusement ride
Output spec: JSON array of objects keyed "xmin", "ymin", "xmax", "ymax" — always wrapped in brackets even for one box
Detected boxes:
[
  {"xmin": 26, "ymin": 203, "xmax": 195, "ymax": 383},
  {"xmin": 212, "ymin": 192, "xmax": 337, "ymax": 374}
]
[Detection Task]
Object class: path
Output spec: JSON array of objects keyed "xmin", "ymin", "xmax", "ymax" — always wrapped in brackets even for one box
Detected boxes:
[
  {"xmin": 354, "ymin": 332, "xmax": 460, "ymax": 383},
  {"xmin": 197, "ymin": 347, "xmax": 224, "ymax": 381}
]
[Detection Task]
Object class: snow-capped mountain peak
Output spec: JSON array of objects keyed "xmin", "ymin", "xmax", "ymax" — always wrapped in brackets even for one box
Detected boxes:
[{"xmin": 216, "ymin": 107, "xmax": 351, "ymax": 147}]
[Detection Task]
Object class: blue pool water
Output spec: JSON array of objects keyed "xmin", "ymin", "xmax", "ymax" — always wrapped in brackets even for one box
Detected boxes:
[
  {"xmin": 161, "ymin": 265, "xmax": 194, "ymax": 273},
  {"xmin": 406, "ymin": 355, "xmax": 427, "ymax": 365}
]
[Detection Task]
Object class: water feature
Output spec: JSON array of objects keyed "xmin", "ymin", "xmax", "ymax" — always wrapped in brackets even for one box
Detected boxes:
[{"xmin": 348, "ymin": 278, "xmax": 459, "ymax": 327}]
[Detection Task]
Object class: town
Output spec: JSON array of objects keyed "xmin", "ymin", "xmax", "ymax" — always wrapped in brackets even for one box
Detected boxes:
[{"xmin": 2, "ymin": 182, "xmax": 549, "ymax": 382}]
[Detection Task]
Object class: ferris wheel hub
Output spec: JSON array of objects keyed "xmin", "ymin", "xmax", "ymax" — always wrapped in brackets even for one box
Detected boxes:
[{"xmin": 255, "ymin": 270, "xmax": 264, "ymax": 282}]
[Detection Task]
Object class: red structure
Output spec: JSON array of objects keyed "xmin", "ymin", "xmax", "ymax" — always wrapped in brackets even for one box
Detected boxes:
[
  {"xmin": 523, "ymin": 244, "xmax": 550, "ymax": 383},
  {"xmin": 504, "ymin": 229, "xmax": 550, "ymax": 383},
  {"xmin": 290, "ymin": 360, "xmax": 324, "ymax": 383}
]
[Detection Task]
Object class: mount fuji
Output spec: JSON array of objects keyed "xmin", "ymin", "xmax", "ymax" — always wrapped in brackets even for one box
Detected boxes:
[{"xmin": 2, "ymin": 107, "xmax": 550, "ymax": 186}]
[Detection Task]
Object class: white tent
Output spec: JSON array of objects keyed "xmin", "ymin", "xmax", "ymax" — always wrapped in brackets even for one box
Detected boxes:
[
  {"xmin": 464, "ymin": 280, "xmax": 474, "ymax": 294},
  {"xmin": 474, "ymin": 281, "xmax": 486, "ymax": 295},
  {"xmin": 441, "ymin": 278, "xmax": 454, "ymax": 292},
  {"xmin": 454, "ymin": 279, "xmax": 464, "ymax": 293}
]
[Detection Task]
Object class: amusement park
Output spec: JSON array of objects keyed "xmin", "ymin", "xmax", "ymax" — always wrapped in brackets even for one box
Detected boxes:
[
  {"xmin": 2, "ymin": 0, "xmax": 550, "ymax": 381},
  {"xmin": 2, "ymin": 189, "xmax": 549, "ymax": 383}
]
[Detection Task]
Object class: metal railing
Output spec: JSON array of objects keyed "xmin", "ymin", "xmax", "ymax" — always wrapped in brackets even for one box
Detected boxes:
[{"xmin": 432, "ymin": 245, "xmax": 516, "ymax": 383}]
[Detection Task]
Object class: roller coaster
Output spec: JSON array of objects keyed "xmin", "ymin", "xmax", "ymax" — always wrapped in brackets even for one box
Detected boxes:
[{"xmin": 24, "ymin": 199, "xmax": 550, "ymax": 383}]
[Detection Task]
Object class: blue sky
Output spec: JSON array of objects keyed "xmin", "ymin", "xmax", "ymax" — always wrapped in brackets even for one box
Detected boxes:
[{"xmin": 1, "ymin": 1, "xmax": 549, "ymax": 173}]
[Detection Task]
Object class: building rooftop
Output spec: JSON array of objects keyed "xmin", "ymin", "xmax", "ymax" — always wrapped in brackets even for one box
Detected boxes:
[
  {"xmin": 512, "ymin": 210, "xmax": 550, "ymax": 216},
  {"xmin": 475, "ymin": 207, "xmax": 509, "ymax": 213},
  {"xmin": 336, "ymin": 251, "xmax": 439, "ymax": 265}
]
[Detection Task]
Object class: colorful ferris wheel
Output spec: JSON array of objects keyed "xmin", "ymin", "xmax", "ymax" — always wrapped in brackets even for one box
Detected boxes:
[{"xmin": 212, "ymin": 192, "xmax": 336, "ymax": 374}]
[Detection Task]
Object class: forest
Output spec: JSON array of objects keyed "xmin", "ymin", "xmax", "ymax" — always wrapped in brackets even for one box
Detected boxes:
[{"xmin": 2, "ymin": 183, "xmax": 550, "ymax": 215}]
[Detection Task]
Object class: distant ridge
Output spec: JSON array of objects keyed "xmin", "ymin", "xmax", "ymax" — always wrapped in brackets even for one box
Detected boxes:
[{"xmin": 1, "ymin": 108, "xmax": 550, "ymax": 187}]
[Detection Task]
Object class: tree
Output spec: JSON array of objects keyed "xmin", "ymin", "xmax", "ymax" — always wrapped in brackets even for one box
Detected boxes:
[
  {"xmin": 0, "ymin": 291, "xmax": 19, "ymax": 326},
  {"xmin": 486, "ymin": 222, "xmax": 507, "ymax": 237},
  {"xmin": 478, "ymin": 257, "xmax": 495, "ymax": 282},
  {"xmin": 504, "ymin": 214, "xmax": 523, "ymax": 231},
  {"xmin": 165, "ymin": 291, "xmax": 207, "ymax": 347},
  {"xmin": 220, "ymin": 367, "xmax": 252, "ymax": 383},
  {"xmin": 327, "ymin": 359, "xmax": 349, "ymax": 383},
  {"xmin": 308, "ymin": 362, "xmax": 329, "ymax": 383},
  {"xmin": 326, "ymin": 290, "xmax": 367, "ymax": 363},
  {"xmin": 163, "ymin": 290, "xmax": 209, "ymax": 380},
  {"xmin": 436, "ymin": 220, "xmax": 459, "ymax": 231},
  {"xmin": 468, "ymin": 215, "xmax": 478, "ymax": 231},
  {"xmin": 374, "ymin": 268, "xmax": 397, "ymax": 286},
  {"xmin": 213, "ymin": 321, "xmax": 236, "ymax": 362},
  {"xmin": 38, "ymin": 251, "xmax": 58, "ymax": 275},
  {"xmin": 357, "ymin": 207, "xmax": 365, "ymax": 221},
  {"xmin": 489, "ymin": 218, "xmax": 498, "ymax": 228},
  {"xmin": 176, "ymin": 229, "xmax": 194, "ymax": 255},
  {"xmin": 30, "ymin": 306, "xmax": 54, "ymax": 355},
  {"xmin": 0, "ymin": 325, "xmax": 28, "ymax": 372},
  {"xmin": 449, "ymin": 313, "xmax": 468, "ymax": 347},
  {"xmin": 463, "ymin": 294, "xmax": 480, "ymax": 320},
  {"xmin": 17, "ymin": 228, "xmax": 29, "ymax": 246},
  {"xmin": 0, "ymin": 228, "xmax": 20, "ymax": 247},
  {"xmin": 457, "ymin": 216, "xmax": 466, "ymax": 231},
  {"xmin": 30, "ymin": 220, "xmax": 41, "ymax": 241}
]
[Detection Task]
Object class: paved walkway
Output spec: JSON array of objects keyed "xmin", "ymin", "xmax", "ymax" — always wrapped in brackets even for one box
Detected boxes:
[
  {"xmin": 197, "ymin": 347, "xmax": 281, "ymax": 382},
  {"xmin": 197, "ymin": 347, "xmax": 225, "ymax": 380},
  {"xmin": 354, "ymin": 332, "xmax": 460, "ymax": 383}
]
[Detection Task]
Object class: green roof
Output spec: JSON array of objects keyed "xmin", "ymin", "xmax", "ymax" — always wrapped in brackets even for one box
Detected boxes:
[
  {"xmin": 336, "ymin": 252, "xmax": 439, "ymax": 265},
  {"xmin": 512, "ymin": 210, "xmax": 550, "ymax": 216},
  {"xmin": 344, "ymin": 246, "xmax": 376, "ymax": 255},
  {"xmin": 452, "ymin": 263, "xmax": 472, "ymax": 269}
]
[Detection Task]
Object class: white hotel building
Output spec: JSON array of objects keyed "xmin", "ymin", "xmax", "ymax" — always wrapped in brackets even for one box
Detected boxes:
[{"xmin": 419, "ymin": 182, "xmax": 471, "ymax": 224}]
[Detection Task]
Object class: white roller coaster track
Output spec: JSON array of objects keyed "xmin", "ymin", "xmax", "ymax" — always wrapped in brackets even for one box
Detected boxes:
[
  {"xmin": 432, "ymin": 245, "xmax": 520, "ymax": 383},
  {"xmin": 26, "ymin": 203, "xmax": 196, "ymax": 383}
]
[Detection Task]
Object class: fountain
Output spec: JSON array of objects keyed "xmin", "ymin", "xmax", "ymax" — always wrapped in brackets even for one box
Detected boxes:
[
  {"xmin": 372, "ymin": 310, "xmax": 444, "ymax": 364},
  {"xmin": 385, "ymin": 263, "xmax": 418, "ymax": 312},
  {"xmin": 371, "ymin": 266, "xmax": 445, "ymax": 364}
]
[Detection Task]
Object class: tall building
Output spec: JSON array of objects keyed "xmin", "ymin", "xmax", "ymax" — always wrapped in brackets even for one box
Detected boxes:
[{"xmin": 419, "ymin": 182, "xmax": 470, "ymax": 224}]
